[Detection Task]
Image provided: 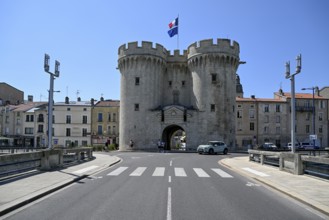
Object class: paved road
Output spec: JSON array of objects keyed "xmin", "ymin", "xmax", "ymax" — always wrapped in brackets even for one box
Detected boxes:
[{"xmin": 4, "ymin": 152, "xmax": 325, "ymax": 220}]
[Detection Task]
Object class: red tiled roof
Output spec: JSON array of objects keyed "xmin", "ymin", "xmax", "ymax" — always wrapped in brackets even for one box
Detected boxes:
[
  {"xmin": 275, "ymin": 92, "xmax": 326, "ymax": 100},
  {"xmin": 11, "ymin": 102, "xmax": 47, "ymax": 112},
  {"xmin": 236, "ymin": 97, "xmax": 285, "ymax": 103}
]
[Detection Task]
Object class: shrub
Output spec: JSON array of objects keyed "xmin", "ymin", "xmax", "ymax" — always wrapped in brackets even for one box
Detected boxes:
[{"xmin": 109, "ymin": 144, "xmax": 117, "ymax": 151}]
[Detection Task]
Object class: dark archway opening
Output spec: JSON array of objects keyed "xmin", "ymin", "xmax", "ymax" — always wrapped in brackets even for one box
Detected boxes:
[{"xmin": 162, "ymin": 125, "xmax": 185, "ymax": 151}]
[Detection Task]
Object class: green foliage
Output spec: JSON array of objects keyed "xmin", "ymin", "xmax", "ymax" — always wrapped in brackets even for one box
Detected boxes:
[{"xmin": 109, "ymin": 144, "xmax": 117, "ymax": 151}]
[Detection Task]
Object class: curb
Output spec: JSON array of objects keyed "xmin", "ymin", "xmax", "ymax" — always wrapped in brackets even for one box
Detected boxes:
[
  {"xmin": 220, "ymin": 158, "xmax": 329, "ymax": 217},
  {"xmin": 0, "ymin": 157, "xmax": 121, "ymax": 217}
]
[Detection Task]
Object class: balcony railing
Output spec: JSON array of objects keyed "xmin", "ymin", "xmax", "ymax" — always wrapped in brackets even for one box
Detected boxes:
[{"xmin": 295, "ymin": 106, "xmax": 313, "ymax": 112}]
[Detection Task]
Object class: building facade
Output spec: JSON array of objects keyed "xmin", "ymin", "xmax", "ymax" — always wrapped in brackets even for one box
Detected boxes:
[
  {"xmin": 0, "ymin": 82, "xmax": 24, "ymax": 106},
  {"xmin": 236, "ymin": 96, "xmax": 289, "ymax": 149},
  {"xmin": 236, "ymin": 90, "xmax": 329, "ymax": 149},
  {"xmin": 118, "ymin": 39, "xmax": 242, "ymax": 151},
  {"xmin": 50, "ymin": 97, "xmax": 92, "ymax": 147},
  {"xmin": 91, "ymin": 99, "xmax": 120, "ymax": 146},
  {"xmin": 0, "ymin": 102, "xmax": 47, "ymax": 147},
  {"xmin": 274, "ymin": 90, "xmax": 328, "ymax": 148}
]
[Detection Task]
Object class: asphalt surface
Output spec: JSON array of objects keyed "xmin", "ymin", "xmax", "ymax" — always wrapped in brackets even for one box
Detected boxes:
[{"xmin": 1, "ymin": 152, "xmax": 328, "ymax": 220}]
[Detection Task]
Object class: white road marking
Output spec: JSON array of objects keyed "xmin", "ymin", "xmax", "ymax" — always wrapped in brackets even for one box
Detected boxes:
[
  {"xmin": 168, "ymin": 176, "xmax": 171, "ymax": 183},
  {"xmin": 174, "ymin": 168, "xmax": 187, "ymax": 177},
  {"xmin": 170, "ymin": 160, "xmax": 173, "ymax": 166},
  {"xmin": 73, "ymin": 165, "xmax": 99, "ymax": 174},
  {"xmin": 242, "ymin": 168, "xmax": 269, "ymax": 177},
  {"xmin": 193, "ymin": 168, "xmax": 210, "ymax": 177},
  {"xmin": 130, "ymin": 167, "xmax": 147, "ymax": 176},
  {"xmin": 167, "ymin": 187, "xmax": 172, "ymax": 220},
  {"xmin": 152, "ymin": 167, "xmax": 165, "ymax": 176},
  {"xmin": 246, "ymin": 182, "xmax": 261, "ymax": 187},
  {"xmin": 107, "ymin": 167, "xmax": 128, "ymax": 176},
  {"xmin": 211, "ymin": 168, "xmax": 233, "ymax": 178}
]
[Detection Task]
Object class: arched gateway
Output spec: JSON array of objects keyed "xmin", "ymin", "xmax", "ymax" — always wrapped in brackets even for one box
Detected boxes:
[
  {"xmin": 118, "ymin": 39, "xmax": 242, "ymax": 151},
  {"xmin": 162, "ymin": 124, "xmax": 185, "ymax": 151}
]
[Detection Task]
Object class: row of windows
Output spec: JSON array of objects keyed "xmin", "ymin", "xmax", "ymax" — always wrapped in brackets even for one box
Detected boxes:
[
  {"xmin": 237, "ymin": 104, "xmax": 282, "ymax": 113},
  {"xmin": 135, "ymin": 77, "xmax": 187, "ymax": 87},
  {"xmin": 97, "ymin": 113, "xmax": 117, "ymax": 122},
  {"xmin": 248, "ymin": 123, "xmax": 281, "ymax": 134},
  {"xmin": 66, "ymin": 108, "xmax": 88, "ymax": 111},
  {"xmin": 65, "ymin": 128, "xmax": 88, "ymax": 137},
  {"xmin": 97, "ymin": 125, "xmax": 117, "ymax": 135},
  {"xmin": 237, "ymin": 110, "xmax": 324, "ymax": 122},
  {"xmin": 65, "ymin": 115, "xmax": 89, "ymax": 124},
  {"xmin": 64, "ymin": 140, "xmax": 88, "ymax": 147},
  {"xmin": 134, "ymin": 103, "xmax": 220, "ymax": 112},
  {"xmin": 134, "ymin": 73, "xmax": 221, "ymax": 87},
  {"xmin": 246, "ymin": 123, "xmax": 323, "ymax": 134},
  {"xmin": 25, "ymin": 114, "xmax": 90, "ymax": 124},
  {"xmin": 297, "ymin": 100, "xmax": 326, "ymax": 109}
]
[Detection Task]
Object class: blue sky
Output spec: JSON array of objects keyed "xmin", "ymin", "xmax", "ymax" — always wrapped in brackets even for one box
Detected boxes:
[{"xmin": 1, "ymin": 0, "xmax": 328, "ymax": 102}]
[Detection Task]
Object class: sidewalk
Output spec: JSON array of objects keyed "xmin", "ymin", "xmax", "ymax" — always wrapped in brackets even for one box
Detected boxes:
[
  {"xmin": 220, "ymin": 156, "xmax": 329, "ymax": 216},
  {"xmin": 0, "ymin": 153, "xmax": 121, "ymax": 217}
]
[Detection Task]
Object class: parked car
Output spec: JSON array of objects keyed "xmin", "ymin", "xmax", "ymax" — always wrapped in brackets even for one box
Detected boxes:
[
  {"xmin": 261, "ymin": 142, "xmax": 278, "ymax": 150},
  {"xmin": 197, "ymin": 141, "xmax": 228, "ymax": 155},
  {"xmin": 299, "ymin": 142, "xmax": 319, "ymax": 150},
  {"xmin": 287, "ymin": 142, "xmax": 299, "ymax": 150}
]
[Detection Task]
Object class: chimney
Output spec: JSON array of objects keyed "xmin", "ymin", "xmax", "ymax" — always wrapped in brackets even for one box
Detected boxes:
[
  {"xmin": 28, "ymin": 95, "xmax": 33, "ymax": 102},
  {"xmin": 77, "ymin": 97, "xmax": 81, "ymax": 102},
  {"xmin": 65, "ymin": 96, "xmax": 69, "ymax": 104},
  {"xmin": 251, "ymin": 95, "xmax": 255, "ymax": 99},
  {"xmin": 100, "ymin": 97, "xmax": 104, "ymax": 101},
  {"xmin": 91, "ymin": 98, "xmax": 95, "ymax": 106},
  {"xmin": 278, "ymin": 89, "xmax": 284, "ymax": 96}
]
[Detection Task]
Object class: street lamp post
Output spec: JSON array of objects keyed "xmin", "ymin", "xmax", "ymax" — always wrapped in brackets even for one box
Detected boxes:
[
  {"xmin": 285, "ymin": 54, "xmax": 302, "ymax": 153},
  {"xmin": 302, "ymin": 86, "xmax": 318, "ymax": 150},
  {"xmin": 44, "ymin": 54, "xmax": 60, "ymax": 149}
]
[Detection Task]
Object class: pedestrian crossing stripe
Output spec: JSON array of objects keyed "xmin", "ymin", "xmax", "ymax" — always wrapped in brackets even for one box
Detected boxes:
[
  {"xmin": 174, "ymin": 168, "xmax": 187, "ymax": 177},
  {"xmin": 211, "ymin": 168, "xmax": 233, "ymax": 178},
  {"xmin": 107, "ymin": 166, "xmax": 128, "ymax": 176},
  {"xmin": 130, "ymin": 167, "xmax": 147, "ymax": 176},
  {"xmin": 153, "ymin": 167, "xmax": 165, "ymax": 176},
  {"xmin": 193, "ymin": 168, "xmax": 210, "ymax": 177},
  {"xmin": 107, "ymin": 166, "xmax": 233, "ymax": 178}
]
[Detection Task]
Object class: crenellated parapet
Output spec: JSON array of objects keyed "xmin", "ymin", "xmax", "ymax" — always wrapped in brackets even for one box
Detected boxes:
[
  {"xmin": 118, "ymin": 41, "xmax": 168, "ymax": 60},
  {"xmin": 167, "ymin": 49, "xmax": 188, "ymax": 63},
  {"xmin": 187, "ymin": 39, "xmax": 240, "ymax": 70},
  {"xmin": 188, "ymin": 38, "xmax": 239, "ymax": 58},
  {"xmin": 118, "ymin": 41, "xmax": 169, "ymax": 72}
]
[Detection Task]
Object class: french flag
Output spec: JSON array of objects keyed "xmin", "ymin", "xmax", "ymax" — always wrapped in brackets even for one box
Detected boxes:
[
  {"xmin": 168, "ymin": 17, "xmax": 178, "ymax": 37},
  {"xmin": 168, "ymin": 18, "xmax": 178, "ymax": 29}
]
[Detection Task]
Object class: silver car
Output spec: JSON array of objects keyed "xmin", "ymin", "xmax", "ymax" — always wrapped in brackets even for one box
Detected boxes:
[{"xmin": 197, "ymin": 141, "xmax": 228, "ymax": 155}]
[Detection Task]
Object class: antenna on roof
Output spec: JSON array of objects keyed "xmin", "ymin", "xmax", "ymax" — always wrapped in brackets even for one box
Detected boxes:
[{"xmin": 76, "ymin": 90, "xmax": 80, "ymax": 99}]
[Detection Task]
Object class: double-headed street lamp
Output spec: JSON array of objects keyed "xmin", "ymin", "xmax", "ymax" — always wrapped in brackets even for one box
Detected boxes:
[
  {"xmin": 285, "ymin": 54, "xmax": 302, "ymax": 153},
  {"xmin": 301, "ymin": 86, "xmax": 319, "ymax": 150},
  {"xmin": 44, "ymin": 54, "xmax": 60, "ymax": 149}
]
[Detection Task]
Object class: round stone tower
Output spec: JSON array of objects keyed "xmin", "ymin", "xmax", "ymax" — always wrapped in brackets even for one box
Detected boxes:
[
  {"xmin": 187, "ymin": 39, "xmax": 240, "ymax": 146},
  {"xmin": 118, "ymin": 38, "xmax": 241, "ymax": 151},
  {"xmin": 118, "ymin": 41, "xmax": 167, "ymax": 150}
]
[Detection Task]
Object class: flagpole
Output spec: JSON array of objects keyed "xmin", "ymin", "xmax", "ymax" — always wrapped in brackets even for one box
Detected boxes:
[{"xmin": 177, "ymin": 14, "xmax": 179, "ymax": 50}]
